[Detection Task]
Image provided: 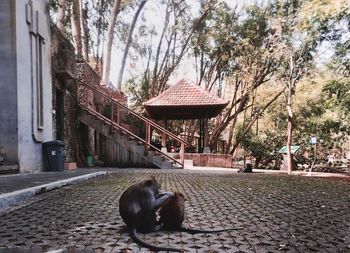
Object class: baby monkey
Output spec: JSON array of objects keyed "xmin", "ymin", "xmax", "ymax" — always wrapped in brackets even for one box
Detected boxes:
[
  {"xmin": 159, "ymin": 191, "xmax": 240, "ymax": 234},
  {"xmin": 159, "ymin": 192, "xmax": 185, "ymax": 229}
]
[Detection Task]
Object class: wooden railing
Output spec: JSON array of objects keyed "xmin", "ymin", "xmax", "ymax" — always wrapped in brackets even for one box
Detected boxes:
[{"xmin": 76, "ymin": 80, "xmax": 189, "ymax": 168}]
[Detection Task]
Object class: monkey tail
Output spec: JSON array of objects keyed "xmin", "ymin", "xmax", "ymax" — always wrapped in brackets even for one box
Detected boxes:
[
  {"xmin": 176, "ymin": 226, "xmax": 242, "ymax": 234},
  {"xmin": 130, "ymin": 228, "xmax": 182, "ymax": 252}
]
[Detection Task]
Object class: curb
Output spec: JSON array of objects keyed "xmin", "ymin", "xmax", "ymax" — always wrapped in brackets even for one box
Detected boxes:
[{"xmin": 0, "ymin": 171, "xmax": 107, "ymax": 212}]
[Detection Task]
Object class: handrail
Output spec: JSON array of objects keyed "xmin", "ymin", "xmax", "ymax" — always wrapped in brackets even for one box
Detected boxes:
[
  {"xmin": 76, "ymin": 79, "xmax": 187, "ymax": 168},
  {"xmin": 76, "ymin": 79, "xmax": 190, "ymax": 146},
  {"xmin": 80, "ymin": 105, "xmax": 183, "ymax": 168}
]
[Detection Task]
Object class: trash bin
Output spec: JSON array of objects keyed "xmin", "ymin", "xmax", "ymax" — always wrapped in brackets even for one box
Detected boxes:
[
  {"xmin": 87, "ymin": 155, "xmax": 94, "ymax": 167},
  {"xmin": 43, "ymin": 140, "xmax": 65, "ymax": 172}
]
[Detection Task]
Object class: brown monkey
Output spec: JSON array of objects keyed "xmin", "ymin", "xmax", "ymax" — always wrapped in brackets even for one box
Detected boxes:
[
  {"xmin": 119, "ymin": 177, "xmax": 182, "ymax": 252},
  {"xmin": 159, "ymin": 191, "xmax": 241, "ymax": 234},
  {"xmin": 159, "ymin": 192, "xmax": 185, "ymax": 229}
]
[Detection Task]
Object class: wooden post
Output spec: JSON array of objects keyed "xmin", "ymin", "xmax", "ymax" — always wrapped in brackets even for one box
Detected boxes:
[
  {"xmin": 146, "ymin": 123, "xmax": 151, "ymax": 149},
  {"xmin": 162, "ymin": 119, "xmax": 167, "ymax": 148},
  {"xmin": 199, "ymin": 118, "xmax": 205, "ymax": 153},
  {"xmin": 117, "ymin": 106, "xmax": 120, "ymax": 125},
  {"xmin": 110, "ymin": 103, "xmax": 114, "ymax": 134},
  {"xmin": 180, "ymin": 142, "xmax": 185, "ymax": 169}
]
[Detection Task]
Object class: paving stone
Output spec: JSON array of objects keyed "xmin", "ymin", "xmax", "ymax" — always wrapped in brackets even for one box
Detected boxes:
[{"xmin": 0, "ymin": 170, "xmax": 349, "ymax": 252}]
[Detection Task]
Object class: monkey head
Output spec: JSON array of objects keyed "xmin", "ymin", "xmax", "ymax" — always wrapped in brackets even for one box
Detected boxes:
[
  {"xmin": 173, "ymin": 192, "xmax": 185, "ymax": 201},
  {"xmin": 143, "ymin": 176, "xmax": 161, "ymax": 195}
]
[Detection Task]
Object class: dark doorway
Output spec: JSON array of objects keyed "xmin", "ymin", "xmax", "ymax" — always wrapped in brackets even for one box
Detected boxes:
[{"xmin": 55, "ymin": 88, "xmax": 64, "ymax": 141}]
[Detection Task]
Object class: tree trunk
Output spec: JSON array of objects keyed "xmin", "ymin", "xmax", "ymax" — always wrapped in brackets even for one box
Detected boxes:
[
  {"xmin": 101, "ymin": 0, "xmax": 122, "ymax": 85},
  {"xmin": 94, "ymin": 0, "xmax": 105, "ymax": 75},
  {"xmin": 117, "ymin": 0, "xmax": 148, "ymax": 90},
  {"xmin": 254, "ymin": 157, "xmax": 261, "ymax": 169},
  {"xmin": 286, "ymin": 86, "xmax": 293, "ymax": 175},
  {"xmin": 71, "ymin": 0, "xmax": 83, "ymax": 59},
  {"xmin": 155, "ymin": 4, "xmax": 215, "ymax": 95},
  {"xmin": 56, "ymin": 0, "xmax": 67, "ymax": 32},
  {"xmin": 143, "ymin": 46, "xmax": 152, "ymax": 100},
  {"xmin": 79, "ymin": 0, "xmax": 89, "ymax": 61},
  {"xmin": 151, "ymin": 0, "xmax": 170, "ymax": 97}
]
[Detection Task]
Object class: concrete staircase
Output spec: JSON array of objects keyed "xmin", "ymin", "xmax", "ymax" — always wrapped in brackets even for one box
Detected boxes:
[
  {"xmin": 0, "ymin": 154, "xmax": 19, "ymax": 174},
  {"xmin": 77, "ymin": 81, "xmax": 188, "ymax": 169},
  {"xmin": 79, "ymin": 109, "xmax": 181, "ymax": 169}
]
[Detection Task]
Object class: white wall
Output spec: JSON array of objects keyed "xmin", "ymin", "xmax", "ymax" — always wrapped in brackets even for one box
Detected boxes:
[
  {"xmin": 16, "ymin": 0, "xmax": 53, "ymax": 173},
  {"xmin": 0, "ymin": 0, "xmax": 18, "ymax": 164}
]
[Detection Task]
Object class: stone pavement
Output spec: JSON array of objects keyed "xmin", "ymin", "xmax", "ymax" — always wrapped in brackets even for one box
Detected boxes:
[
  {"xmin": 0, "ymin": 169, "xmax": 109, "ymax": 194},
  {"xmin": 0, "ymin": 169, "xmax": 349, "ymax": 253},
  {"xmin": 0, "ymin": 169, "xmax": 109, "ymax": 213}
]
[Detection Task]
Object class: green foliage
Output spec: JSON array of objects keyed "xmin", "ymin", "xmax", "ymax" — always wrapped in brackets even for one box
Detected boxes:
[
  {"xmin": 323, "ymin": 79, "xmax": 350, "ymax": 119},
  {"xmin": 237, "ymin": 125, "xmax": 285, "ymax": 168}
]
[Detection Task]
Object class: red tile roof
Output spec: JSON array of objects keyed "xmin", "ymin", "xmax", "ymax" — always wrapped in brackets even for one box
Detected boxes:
[
  {"xmin": 143, "ymin": 79, "xmax": 228, "ymax": 120},
  {"xmin": 144, "ymin": 79, "xmax": 228, "ymax": 107}
]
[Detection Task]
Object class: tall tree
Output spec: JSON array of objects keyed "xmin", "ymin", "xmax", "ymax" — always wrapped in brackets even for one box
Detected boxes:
[
  {"xmin": 71, "ymin": 0, "xmax": 83, "ymax": 59},
  {"xmin": 56, "ymin": 0, "xmax": 67, "ymax": 32},
  {"xmin": 193, "ymin": 4, "xmax": 283, "ymax": 152},
  {"xmin": 271, "ymin": 0, "xmax": 316, "ymax": 175},
  {"xmin": 79, "ymin": 0, "xmax": 89, "ymax": 61},
  {"xmin": 101, "ymin": 0, "xmax": 122, "ymax": 85},
  {"xmin": 150, "ymin": 0, "xmax": 217, "ymax": 97},
  {"xmin": 117, "ymin": 0, "xmax": 148, "ymax": 90}
]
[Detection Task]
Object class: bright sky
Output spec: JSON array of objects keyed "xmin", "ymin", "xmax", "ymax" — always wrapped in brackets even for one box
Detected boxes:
[{"xmin": 109, "ymin": 0, "xmax": 250, "ymax": 90}]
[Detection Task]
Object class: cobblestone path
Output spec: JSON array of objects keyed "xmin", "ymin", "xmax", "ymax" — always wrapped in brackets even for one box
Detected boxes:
[{"xmin": 0, "ymin": 170, "xmax": 349, "ymax": 252}]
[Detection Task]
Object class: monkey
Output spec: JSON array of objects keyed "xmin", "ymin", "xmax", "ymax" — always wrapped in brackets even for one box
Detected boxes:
[
  {"xmin": 159, "ymin": 192, "xmax": 185, "ymax": 230},
  {"xmin": 159, "ymin": 191, "xmax": 241, "ymax": 234},
  {"xmin": 119, "ymin": 177, "xmax": 182, "ymax": 252}
]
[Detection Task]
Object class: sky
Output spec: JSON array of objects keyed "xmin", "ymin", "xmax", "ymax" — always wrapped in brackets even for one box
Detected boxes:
[
  {"xmin": 109, "ymin": 0, "xmax": 250, "ymax": 89},
  {"xmin": 108, "ymin": 0, "xmax": 342, "ymax": 91}
]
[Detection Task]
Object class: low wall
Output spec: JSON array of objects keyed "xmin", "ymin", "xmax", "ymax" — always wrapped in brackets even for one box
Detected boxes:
[{"xmin": 184, "ymin": 153, "xmax": 232, "ymax": 168}]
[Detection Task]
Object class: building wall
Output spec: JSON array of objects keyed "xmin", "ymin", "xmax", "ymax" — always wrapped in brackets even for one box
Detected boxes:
[
  {"xmin": 0, "ymin": 0, "xmax": 53, "ymax": 173},
  {"xmin": 0, "ymin": 0, "xmax": 18, "ymax": 164},
  {"xmin": 16, "ymin": 0, "xmax": 53, "ymax": 173}
]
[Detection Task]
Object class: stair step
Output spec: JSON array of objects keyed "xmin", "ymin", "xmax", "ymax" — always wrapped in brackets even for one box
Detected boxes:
[
  {"xmin": 128, "ymin": 140, "xmax": 144, "ymax": 153},
  {"xmin": 152, "ymin": 156, "xmax": 163, "ymax": 168},
  {"xmin": 146, "ymin": 150, "xmax": 155, "ymax": 157},
  {"xmin": 161, "ymin": 160, "xmax": 173, "ymax": 169},
  {"xmin": 0, "ymin": 165, "xmax": 19, "ymax": 174}
]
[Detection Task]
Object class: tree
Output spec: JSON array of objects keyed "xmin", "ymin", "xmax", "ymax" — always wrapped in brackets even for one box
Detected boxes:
[
  {"xmin": 80, "ymin": 0, "xmax": 89, "ymax": 61},
  {"xmin": 71, "ymin": 0, "xmax": 83, "ymax": 59},
  {"xmin": 201, "ymin": 4, "xmax": 283, "ymax": 152},
  {"xmin": 149, "ymin": 0, "xmax": 217, "ymax": 97},
  {"xmin": 101, "ymin": 0, "xmax": 122, "ymax": 85},
  {"xmin": 56, "ymin": 0, "xmax": 68, "ymax": 32},
  {"xmin": 270, "ymin": 0, "xmax": 323, "ymax": 174},
  {"xmin": 239, "ymin": 128, "xmax": 285, "ymax": 169},
  {"xmin": 117, "ymin": 0, "xmax": 148, "ymax": 90}
]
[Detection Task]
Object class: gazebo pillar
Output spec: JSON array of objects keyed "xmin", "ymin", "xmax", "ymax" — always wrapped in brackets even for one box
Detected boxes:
[
  {"xmin": 199, "ymin": 118, "xmax": 205, "ymax": 153},
  {"xmin": 161, "ymin": 119, "xmax": 167, "ymax": 152}
]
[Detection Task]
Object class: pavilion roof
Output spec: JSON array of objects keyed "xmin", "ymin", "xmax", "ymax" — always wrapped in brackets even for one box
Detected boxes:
[{"xmin": 143, "ymin": 79, "xmax": 228, "ymax": 120}]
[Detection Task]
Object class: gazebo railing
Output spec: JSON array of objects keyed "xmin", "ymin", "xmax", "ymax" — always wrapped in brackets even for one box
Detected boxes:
[{"xmin": 76, "ymin": 80, "xmax": 189, "ymax": 168}]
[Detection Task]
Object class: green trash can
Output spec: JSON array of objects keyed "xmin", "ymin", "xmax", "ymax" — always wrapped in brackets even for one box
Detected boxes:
[
  {"xmin": 43, "ymin": 140, "xmax": 65, "ymax": 171},
  {"xmin": 87, "ymin": 155, "xmax": 94, "ymax": 167}
]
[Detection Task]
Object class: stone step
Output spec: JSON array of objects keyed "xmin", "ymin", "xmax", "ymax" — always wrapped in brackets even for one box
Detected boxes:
[
  {"xmin": 161, "ymin": 160, "xmax": 173, "ymax": 169},
  {"xmin": 0, "ymin": 165, "xmax": 19, "ymax": 174}
]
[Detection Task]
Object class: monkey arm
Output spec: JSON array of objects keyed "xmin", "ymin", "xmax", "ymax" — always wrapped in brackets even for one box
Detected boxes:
[{"xmin": 154, "ymin": 192, "xmax": 174, "ymax": 210}]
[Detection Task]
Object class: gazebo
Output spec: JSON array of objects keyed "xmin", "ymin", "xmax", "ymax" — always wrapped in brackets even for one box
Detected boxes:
[{"xmin": 143, "ymin": 79, "xmax": 228, "ymax": 153}]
